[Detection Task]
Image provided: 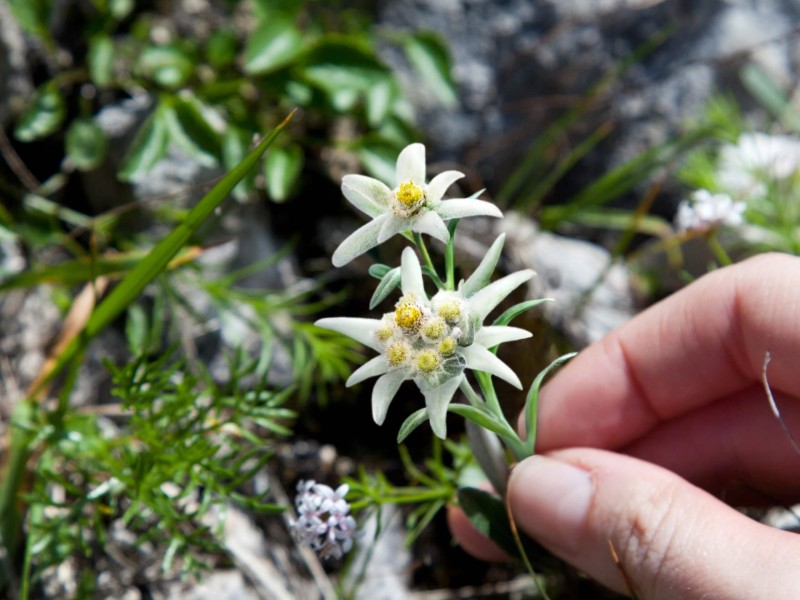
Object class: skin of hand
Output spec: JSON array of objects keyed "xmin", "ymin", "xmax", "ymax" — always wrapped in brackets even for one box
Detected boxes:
[{"xmin": 449, "ymin": 252, "xmax": 800, "ymax": 599}]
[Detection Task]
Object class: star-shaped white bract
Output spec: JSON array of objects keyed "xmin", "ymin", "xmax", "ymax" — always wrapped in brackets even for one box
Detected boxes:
[
  {"xmin": 317, "ymin": 236, "xmax": 534, "ymax": 438},
  {"xmin": 332, "ymin": 143, "xmax": 503, "ymax": 267}
]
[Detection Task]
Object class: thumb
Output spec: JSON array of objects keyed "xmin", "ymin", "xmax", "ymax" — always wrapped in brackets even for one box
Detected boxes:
[{"xmin": 508, "ymin": 449, "xmax": 800, "ymax": 599}]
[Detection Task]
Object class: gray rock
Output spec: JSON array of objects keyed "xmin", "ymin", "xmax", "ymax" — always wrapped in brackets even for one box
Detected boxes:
[
  {"xmin": 0, "ymin": 235, "xmax": 25, "ymax": 277},
  {"xmin": 459, "ymin": 212, "xmax": 636, "ymax": 348},
  {"xmin": 165, "ymin": 570, "xmax": 260, "ymax": 600},
  {"xmin": 0, "ymin": 287, "xmax": 61, "ymax": 408},
  {"xmin": 0, "ymin": 0, "xmax": 33, "ymax": 127},
  {"xmin": 349, "ymin": 505, "xmax": 412, "ymax": 600},
  {"xmin": 378, "ymin": 0, "xmax": 800, "ymax": 197}
]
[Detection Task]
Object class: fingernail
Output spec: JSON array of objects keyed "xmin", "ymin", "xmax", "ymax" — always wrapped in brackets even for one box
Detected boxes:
[{"xmin": 509, "ymin": 455, "xmax": 593, "ymax": 551}]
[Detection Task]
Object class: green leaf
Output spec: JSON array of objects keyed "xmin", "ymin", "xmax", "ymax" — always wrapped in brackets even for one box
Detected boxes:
[
  {"xmin": 741, "ymin": 63, "xmax": 800, "ymax": 133},
  {"xmin": 456, "ymin": 314, "xmax": 480, "ymax": 347},
  {"xmin": 29, "ymin": 111, "xmax": 296, "ymax": 399},
  {"xmin": 118, "ymin": 104, "xmax": 169, "ymax": 181},
  {"xmin": 14, "ymin": 83, "xmax": 65, "ymax": 142},
  {"xmin": 397, "ymin": 408, "xmax": 429, "ymax": 444},
  {"xmin": 138, "ymin": 44, "xmax": 195, "ymax": 89},
  {"xmin": 163, "ymin": 94, "xmax": 223, "ymax": 165},
  {"xmin": 402, "ymin": 31, "xmax": 458, "ymax": 108},
  {"xmin": 355, "ymin": 138, "xmax": 399, "ymax": 185},
  {"xmin": 89, "ymin": 34, "xmax": 115, "ymax": 88},
  {"xmin": 366, "ymin": 79, "xmax": 394, "ymax": 126},
  {"xmin": 492, "ymin": 298, "xmax": 554, "ymax": 327},
  {"xmin": 252, "ymin": 0, "xmax": 303, "ymax": 21},
  {"xmin": 263, "ymin": 144, "xmax": 304, "ymax": 202},
  {"xmin": 125, "ymin": 303, "xmax": 148, "ymax": 356},
  {"xmin": 516, "ymin": 120, "xmax": 614, "ymax": 212},
  {"xmin": 404, "ymin": 498, "xmax": 446, "ymax": 546},
  {"xmin": 458, "ymin": 487, "xmax": 555, "ymax": 565},
  {"xmin": 447, "ymin": 404, "xmax": 510, "ymax": 438},
  {"xmin": 437, "ymin": 355, "xmax": 466, "ymax": 386},
  {"xmin": 206, "ymin": 29, "xmax": 238, "ymax": 69},
  {"xmin": 108, "ymin": 0, "xmax": 134, "ymax": 20},
  {"xmin": 222, "ymin": 127, "xmax": 256, "ymax": 200},
  {"xmin": 523, "ymin": 352, "xmax": 577, "ymax": 454},
  {"xmin": 66, "ymin": 119, "xmax": 108, "ymax": 171},
  {"xmin": 7, "ymin": 0, "xmax": 52, "ymax": 40},
  {"xmin": 368, "ymin": 263, "xmax": 392, "ymax": 279},
  {"xmin": 299, "ymin": 36, "xmax": 390, "ymax": 111},
  {"xmin": 244, "ymin": 18, "xmax": 304, "ymax": 75},
  {"xmin": 369, "ymin": 266, "xmax": 400, "ymax": 309}
]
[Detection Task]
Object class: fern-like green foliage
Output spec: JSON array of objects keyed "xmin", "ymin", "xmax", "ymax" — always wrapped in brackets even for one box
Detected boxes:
[
  {"xmin": 184, "ymin": 253, "xmax": 364, "ymax": 404},
  {"xmin": 24, "ymin": 349, "xmax": 293, "ymax": 591}
]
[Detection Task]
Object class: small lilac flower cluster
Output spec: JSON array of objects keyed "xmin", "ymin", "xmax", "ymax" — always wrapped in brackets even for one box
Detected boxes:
[{"xmin": 289, "ymin": 480, "xmax": 357, "ymax": 560}]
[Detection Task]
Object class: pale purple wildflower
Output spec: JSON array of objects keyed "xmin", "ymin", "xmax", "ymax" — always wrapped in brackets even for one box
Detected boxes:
[{"xmin": 290, "ymin": 480, "xmax": 357, "ymax": 560}]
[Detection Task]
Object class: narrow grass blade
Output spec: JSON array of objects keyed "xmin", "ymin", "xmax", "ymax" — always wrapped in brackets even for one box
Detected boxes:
[
  {"xmin": 28, "ymin": 110, "xmax": 295, "ymax": 398},
  {"xmin": 0, "ymin": 247, "xmax": 202, "ymax": 292}
]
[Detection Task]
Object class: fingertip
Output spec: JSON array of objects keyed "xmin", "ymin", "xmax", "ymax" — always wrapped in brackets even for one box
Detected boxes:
[
  {"xmin": 508, "ymin": 448, "xmax": 800, "ymax": 598},
  {"xmin": 508, "ymin": 455, "xmax": 594, "ymax": 554}
]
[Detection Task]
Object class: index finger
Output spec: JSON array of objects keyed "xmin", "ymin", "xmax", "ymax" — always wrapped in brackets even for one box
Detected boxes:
[{"xmin": 535, "ymin": 252, "xmax": 800, "ymax": 452}]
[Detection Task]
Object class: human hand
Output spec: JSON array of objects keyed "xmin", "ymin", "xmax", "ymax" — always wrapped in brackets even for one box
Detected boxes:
[{"xmin": 451, "ymin": 252, "xmax": 800, "ymax": 598}]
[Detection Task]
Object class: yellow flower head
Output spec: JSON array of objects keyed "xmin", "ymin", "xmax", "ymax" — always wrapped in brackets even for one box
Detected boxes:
[
  {"xmin": 386, "ymin": 341, "xmax": 411, "ymax": 367},
  {"xmin": 415, "ymin": 349, "xmax": 441, "ymax": 374},
  {"xmin": 395, "ymin": 181, "xmax": 425, "ymax": 208},
  {"xmin": 395, "ymin": 302, "xmax": 422, "ymax": 330},
  {"xmin": 421, "ymin": 317, "xmax": 447, "ymax": 340},
  {"xmin": 434, "ymin": 296, "xmax": 463, "ymax": 325},
  {"xmin": 438, "ymin": 337, "xmax": 457, "ymax": 357},
  {"xmin": 375, "ymin": 320, "xmax": 395, "ymax": 342}
]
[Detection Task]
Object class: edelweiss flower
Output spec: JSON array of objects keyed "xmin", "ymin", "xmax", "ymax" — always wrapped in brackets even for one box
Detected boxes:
[
  {"xmin": 675, "ymin": 189, "xmax": 746, "ymax": 233},
  {"xmin": 317, "ymin": 236, "xmax": 534, "ymax": 438},
  {"xmin": 290, "ymin": 480, "xmax": 357, "ymax": 560},
  {"xmin": 332, "ymin": 143, "xmax": 502, "ymax": 267}
]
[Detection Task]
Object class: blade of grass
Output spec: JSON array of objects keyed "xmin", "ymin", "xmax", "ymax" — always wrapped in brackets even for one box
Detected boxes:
[
  {"xmin": 32, "ymin": 110, "xmax": 295, "ymax": 397},
  {"xmin": 561, "ymin": 207, "xmax": 672, "ymax": 238},
  {"xmin": 497, "ymin": 25, "xmax": 674, "ymax": 208},
  {"xmin": 0, "ymin": 247, "xmax": 203, "ymax": 292},
  {"xmin": 540, "ymin": 129, "xmax": 707, "ymax": 229},
  {"xmin": 517, "ymin": 120, "xmax": 614, "ymax": 212}
]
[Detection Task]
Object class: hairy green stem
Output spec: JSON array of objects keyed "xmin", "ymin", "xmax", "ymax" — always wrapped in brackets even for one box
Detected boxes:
[
  {"xmin": 459, "ymin": 378, "xmax": 484, "ymax": 408},
  {"xmin": 444, "ymin": 219, "xmax": 459, "ymax": 290},
  {"xmin": 460, "ymin": 377, "xmax": 527, "ymax": 462},
  {"xmin": 411, "ymin": 232, "xmax": 444, "ymax": 288},
  {"xmin": 475, "ymin": 371, "xmax": 503, "ymax": 419}
]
